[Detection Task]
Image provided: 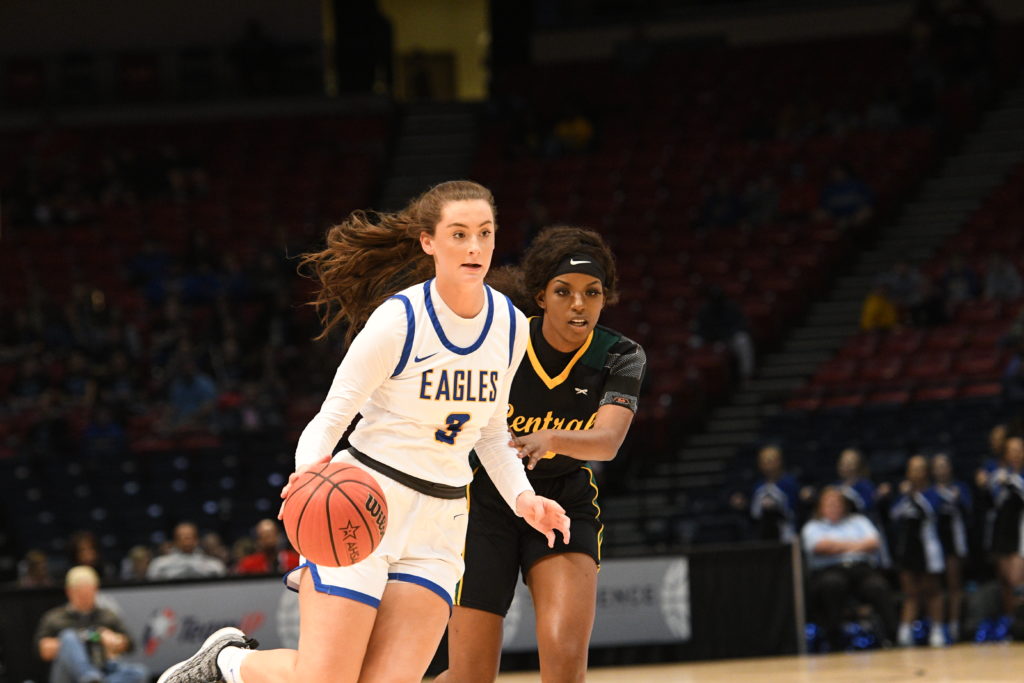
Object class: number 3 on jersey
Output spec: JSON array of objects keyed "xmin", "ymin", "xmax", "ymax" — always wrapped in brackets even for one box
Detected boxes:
[{"xmin": 435, "ymin": 413, "xmax": 470, "ymax": 444}]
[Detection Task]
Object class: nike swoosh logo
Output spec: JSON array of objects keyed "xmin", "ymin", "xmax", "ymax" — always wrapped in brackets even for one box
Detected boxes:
[
  {"xmin": 569, "ymin": 259, "xmax": 591, "ymax": 265},
  {"xmin": 414, "ymin": 352, "xmax": 438, "ymax": 363}
]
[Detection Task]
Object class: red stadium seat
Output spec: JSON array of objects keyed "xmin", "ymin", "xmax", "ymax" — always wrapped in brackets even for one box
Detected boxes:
[
  {"xmin": 822, "ymin": 393, "xmax": 865, "ymax": 410},
  {"xmin": 923, "ymin": 327, "xmax": 970, "ymax": 352},
  {"xmin": 954, "ymin": 349, "xmax": 1004, "ymax": 379},
  {"xmin": 814, "ymin": 358, "xmax": 859, "ymax": 385},
  {"xmin": 955, "ymin": 301, "xmax": 1003, "ymax": 325},
  {"xmin": 904, "ymin": 352, "xmax": 953, "ymax": 380},
  {"xmin": 912, "ymin": 383, "xmax": 959, "ymax": 402},
  {"xmin": 881, "ymin": 329, "xmax": 924, "ymax": 356},
  {"xmin": 959, "ymin": 381, "xmax": 1003, "ymax": 399},
  {"xmin": 839, "ymin": 333, "xmax": 880, "ymax": 360},
  {"xmin": 859, "ymin": 356, "xmax": 904, "ymax": 383},
  {"xmin": 866, "ymin": 388, "xmax": 910, "ymax": 406}
]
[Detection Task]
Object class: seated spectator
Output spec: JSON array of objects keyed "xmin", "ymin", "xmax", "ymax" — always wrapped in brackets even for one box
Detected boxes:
[
  {"xmin": 939, "ymin": 255, "xmax": 980, "ymax": 310},
  {"xmin": 818, "ymin": 164, "xmax": 875, "ymax": 230},
  {"xmin": 879, "ymin": 260, "xmax": 926, "ymax": 316},
  {"xmin": 547, "ymin": 107, "xmax": 594, "ymax": 155},
  {"xmin": 860, "ymin": 284, "xmax": 900, "ymax": 332},
  {"xmin": 35, "ymin": 566, "xmax": 148, "ymax": 683},
  {"xmin": 201, "ymin": 531, "xmax": 232, "ymax": 568},
  {"xmin": 730, "ymin": 445, "xmax": 800, "ymax": 542},
  {"xmin": 68, "ymin": 531, "xmax": 116, "ymax": 582},
  {"xmin": 236, "ymin": 519, "xmax": 300, "ymax": 575},
  {"xmin": 907, "ymin": 278, "xmax": 948, "ymax": 327},
  {"xmin": 778, "ymin": 163, "xmax": 819, "ymax": 219},
  {"xmin": 984, "ymin": 253, "xmax": 1023, "ymax": 302},
  {"xmin": 802, "ymin": 487, "xmax": 896, "ymax": 651},
  {"xmin": 18, "ymin": 549, "xmax": 55, "ymax": 588},
  {"xmin": 690, "ymin": 285, "xmax": 755, "ymax": 381},
  {"xmin": 164, "ymin": 359, "xmax": 218, "ymax": 432},
  {"xmin": 146, "ymin": 522, "xmax": 226, "ymax": 580},
  {"xmin": 890, "ymin": 455, "xmax": 946, "ymax": 647},
  {"xmin": 697, "ymin": 179, "xmax": 744, "ymax": 230},
  {"xmin": 1002, "ymin": 338, "xmax": 1024, "ymax": 402},
  {"xmin": 81, "ymin": 406, "xmax": 126, "ymax": 466},
  {"xmin": 742, "ymin": 173, "xmax": 780, "ymax": 227},
  {"xmin": 118, "ymin": 546, "xmax": 152, "ymax": 583}
]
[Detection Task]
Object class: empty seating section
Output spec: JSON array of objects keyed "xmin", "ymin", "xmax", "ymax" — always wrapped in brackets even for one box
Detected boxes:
[{"xmin": 791, "ymin": 161, "xmax": 1024, "ymax": 412}]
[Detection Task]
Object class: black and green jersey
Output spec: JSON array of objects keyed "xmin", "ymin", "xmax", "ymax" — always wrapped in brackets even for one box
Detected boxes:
[{"xmin": 507, "ymin": 316, "xmax": 646, "ymax": 479}]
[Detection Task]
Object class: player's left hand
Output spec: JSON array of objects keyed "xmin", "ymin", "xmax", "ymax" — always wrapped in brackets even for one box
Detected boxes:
[
  {"xmin": 510, "ymin": 432, "xmax": 553, "ymax": 470},
  {"xmin": 516, "ymin": 491, "xmax": 571, "ymax": 548}
]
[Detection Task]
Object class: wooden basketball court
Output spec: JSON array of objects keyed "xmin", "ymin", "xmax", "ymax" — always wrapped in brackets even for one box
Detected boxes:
[{"xmin": 490, "ymin": 643, "xmax": 1024, "ymax": 682}]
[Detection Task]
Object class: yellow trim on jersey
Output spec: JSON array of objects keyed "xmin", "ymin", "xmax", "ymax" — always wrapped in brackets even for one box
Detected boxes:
[
  {"xmin": 454, "ymin": 467, "xmax": 476, "ymax": 606},
  {"xmin": 582, "ymin": 465, "xmax": 603, "ymax": 569},
  {"xmin": 525, "ymin": 319, "xmax": 594, "ymax": 390}
]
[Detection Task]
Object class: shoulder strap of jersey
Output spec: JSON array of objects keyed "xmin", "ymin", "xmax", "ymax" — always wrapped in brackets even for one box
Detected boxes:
[
  {"xmin": 388, "ymin": 294, "xmax": 415, "ymax": 377},
  {"xmin": 501, "ymin": 288, "xmax": 517, "ymax": 367},
  {"xmin": 581, "ymin": 326, "xmax": 622, "ymax": 369}
]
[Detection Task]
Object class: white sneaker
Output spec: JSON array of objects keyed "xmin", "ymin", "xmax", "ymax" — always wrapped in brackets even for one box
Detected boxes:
[
  {"xmin": 156, "ymin": 627, "xmax": 258, "ymax": 683},
  {"xmin": 897, "ymin": 623, "xmax": 913, "ymax": 647},
  {"xmin": 929, "ymin": 626, "xmax": 947, "ymax": 648}
]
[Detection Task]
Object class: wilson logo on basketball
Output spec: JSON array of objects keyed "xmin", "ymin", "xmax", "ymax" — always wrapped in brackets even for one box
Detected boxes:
[{"xmin": 365, "ymin": 493, "xmax": 387, "ymax": 536}]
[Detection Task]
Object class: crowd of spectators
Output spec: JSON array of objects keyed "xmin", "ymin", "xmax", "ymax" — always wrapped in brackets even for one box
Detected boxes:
[
  {"xmin": 729, "ymin": 422, "xmax": 1024, "ymax": 650},
  {"xmin": 14, "ymin": 518, "xmax": 300, "ymax": 589},
  {"xmin": 4, "ymin": 136, "xmax": 209, "ymax": 229},
  {"xmin": 862, "ymin": 255, "xmax": 1023, "ymax": 331}
]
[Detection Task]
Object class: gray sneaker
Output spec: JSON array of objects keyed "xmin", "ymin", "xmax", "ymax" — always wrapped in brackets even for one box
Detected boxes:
[{"xmin": 156, "ymin": 627, "xmax": 258, "ymax": 683}]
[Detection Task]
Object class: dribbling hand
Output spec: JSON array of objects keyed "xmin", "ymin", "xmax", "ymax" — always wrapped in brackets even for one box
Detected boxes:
[
  {"xmin": 516, "ymin": 491, "xmax": 571, "ymax": 548},
  {"xmin": 278, "ymin": 454, "xmax": 332, "ymax": 520}
]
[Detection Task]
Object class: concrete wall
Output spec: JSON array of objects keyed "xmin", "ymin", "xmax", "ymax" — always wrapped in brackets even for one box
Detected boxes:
[
  {"xmin": 0, "ymin": 0, "xmax": 321, "ymax": 54},
  {"xmin": 533, "ymin": 0, "xmax": 1024, "ymax": 63}
]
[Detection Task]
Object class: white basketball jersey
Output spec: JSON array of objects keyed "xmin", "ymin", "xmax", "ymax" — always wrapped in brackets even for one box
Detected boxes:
[{"xmin": 348, "ymin": 279, "xmax": 525, "ymax": 488}]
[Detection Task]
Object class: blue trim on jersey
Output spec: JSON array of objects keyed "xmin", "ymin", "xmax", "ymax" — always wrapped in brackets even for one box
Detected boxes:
[
  {"xmin": 388, "ymin": 571, "xmax": 453, "ymax": 606},
  {"xmin": 504, "ymin": 293, "xmax": 516, "ymax": 367},
  {"xmin": 282, "ymin": 562, "xmax": 382, "ymax": 608},
  {"xmin": 423, "ymin": 279, "xmax": 494, "ymax": 355},
  {"xmin": 389, "ymin": 294, "xmax": 415, "ymax": 377}
]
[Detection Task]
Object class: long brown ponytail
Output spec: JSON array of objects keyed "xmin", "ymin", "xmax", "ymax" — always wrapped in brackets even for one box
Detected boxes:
[{"xmin": 300, "ymin": 180, "xmax": 496, "ymax": 343}]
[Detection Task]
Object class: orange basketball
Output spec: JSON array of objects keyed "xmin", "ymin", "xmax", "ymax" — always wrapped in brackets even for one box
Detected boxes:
[{"xmin": 281, "ymin": 462, "xmax": 387, "ymax": 567}]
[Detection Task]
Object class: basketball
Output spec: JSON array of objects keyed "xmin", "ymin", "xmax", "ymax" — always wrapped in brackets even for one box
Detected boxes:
[{"xmin": 281, "ymin": 462, "xmax": 388, "ymax": 567}]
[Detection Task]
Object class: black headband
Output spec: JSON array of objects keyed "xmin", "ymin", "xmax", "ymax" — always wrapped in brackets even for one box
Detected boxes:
[{"xmin": 549, "ymin": 252, "xmax": 607, "ymax": 285}]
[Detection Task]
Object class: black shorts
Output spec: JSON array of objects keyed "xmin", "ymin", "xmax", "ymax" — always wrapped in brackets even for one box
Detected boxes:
[
  {"xmin": 991, "ymin": 504, "xmax": 1023, "ymax": 555},
  {"xmin": 456, "ymin": 466, "xmax": 602, "ymax": 617}
]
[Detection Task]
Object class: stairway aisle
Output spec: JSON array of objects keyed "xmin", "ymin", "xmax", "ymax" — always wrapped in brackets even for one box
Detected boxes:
[{"xmin": 378, "ymin": 102, "xmax": 478, "ymax": 210}]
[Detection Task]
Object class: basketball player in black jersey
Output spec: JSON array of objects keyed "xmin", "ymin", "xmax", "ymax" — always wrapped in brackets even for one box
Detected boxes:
[{"xmin": 437, "ymin": 226, "xmax": 647, "ymax": 682}]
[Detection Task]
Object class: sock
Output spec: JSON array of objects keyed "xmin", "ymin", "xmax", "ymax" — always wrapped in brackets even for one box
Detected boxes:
[
  {"xmin": 217, "ymin": 646, "xmax": 253, "ymax": 683},
  {"xmin": 897, "ymin": 622, "xmax": 912, "ymax": 645},
  {"xmin": 948, "ymin": 621, "xmax": 959, "ymax": 641}
]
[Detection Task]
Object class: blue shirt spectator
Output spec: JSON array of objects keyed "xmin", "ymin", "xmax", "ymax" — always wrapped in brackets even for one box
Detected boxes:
[{"xmin": 802, "ymin": 512, "xmax": 882, "ymax": 571}]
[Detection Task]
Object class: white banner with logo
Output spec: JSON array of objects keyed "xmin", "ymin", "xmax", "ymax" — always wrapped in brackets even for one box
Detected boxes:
[
  {"xmin": 502, "ymin": 557, "xmax": 691, "ymax": 651},
  {"xmin": 107, "ymin": 557, "xmax": 690, "ymax": 672},
  {"xmin": 105, "ymin": 579, "xmax": 291, "ymax": 674}
]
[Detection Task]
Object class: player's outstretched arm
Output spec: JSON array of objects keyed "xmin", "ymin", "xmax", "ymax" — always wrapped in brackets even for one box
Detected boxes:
[{"xmin": 516, "ymin": 491, "xmax": 571, "ymax": 548}]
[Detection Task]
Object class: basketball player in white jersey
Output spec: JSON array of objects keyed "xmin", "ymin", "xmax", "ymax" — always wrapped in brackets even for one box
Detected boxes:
[{"xmin": 158, "ymin": 181, "xmax": 570, "ymax": 683}]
